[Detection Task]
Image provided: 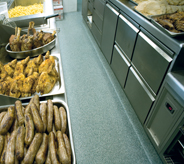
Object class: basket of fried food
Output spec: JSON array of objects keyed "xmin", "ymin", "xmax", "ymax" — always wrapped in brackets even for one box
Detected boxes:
[
  {"xmin": 0, "ymin": 95, "xmax": 75, "ymax": 164},
  {"xmin": 5, "ymin": 21, "xmax": 56, "ymax": 59},
  {"xmin": 150, "ymin": 11, "xmax": 184, "ymax": 37},
  {"xmin": 0, "ymin": 51, "xmax": 60, "ymax": 98}
]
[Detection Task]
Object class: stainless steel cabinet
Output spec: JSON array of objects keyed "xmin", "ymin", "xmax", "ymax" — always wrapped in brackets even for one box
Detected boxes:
[
  {"xmin": 124, "ymin": 66, "xmax": 155, "ymax": 124},
  {"xmin": 82, "ymin": 0, "xmax": 88, "ymax": 22},
  {"xmin": 91, "ymin": 21, "xmax": 102, "ymax": 45},
  {"xmin": 145, "ymin": 82, "xmax": 184, "ymax": 153},
  {"xmin": 111, "ymin": 45, "xmax": 130, "ymax": 88},
  {"xmin": 90, "ymin": 0, "xmax": 105, "ymax": 46},
  {"xmin": 101, "ymin": 3, "xmax": 119, "ymax": 63},
  {"xmin": 132, "ymin": 31, "xmax": 173, "ymax": 95},
  {"xmin": 115, "ymin": 14, "xmax": 139, "ymax": 60}
]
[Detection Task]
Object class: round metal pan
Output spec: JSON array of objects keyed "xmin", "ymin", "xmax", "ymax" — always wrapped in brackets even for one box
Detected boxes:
[{"xmin": 5, "ymin": 33, "xmax": 56, "ymax": 59}]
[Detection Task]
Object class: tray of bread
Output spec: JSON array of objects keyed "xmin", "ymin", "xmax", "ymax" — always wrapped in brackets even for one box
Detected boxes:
[
  {"xmin": 150, "ymin": 11, "xmax": 184, "ymax": 37},
  {"xmin": 5, "ymin": 21, "xmax": 56, "ymax": 59},
  {"xmin": 0, "ymin": 95, "xmax": 76, "ymax": 164},
  {"xmin": 0, "ymin": 50, "xmax": 65, "ymax": 99},
  {"xmin": 133, "ymin": 0, "xmax": 184, "ymax": 20}
]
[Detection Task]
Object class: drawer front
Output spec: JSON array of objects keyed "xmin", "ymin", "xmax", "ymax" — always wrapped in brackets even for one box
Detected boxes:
[
  {"xmin": 115, "ymin": 14, "xmax": 139, "ymax": 60},
  {"xmin": 132, "ymin": 32, "xmax": 172, "ymax": 94},
  {"xmin": 93, "ymin": 10, "xmax": 103, "ymax": 32},
  {"xmin": 101, "ymin": 3, "xmax": 119, "ymax": 63},
  {"xmin": 94, "ymin": 0, "xmax": 105, "ymax": 18},
  {"xmin": 111, "ymin": 45, "xmax": 130, "ymax": 88},
  {"xmin": 124, "ymin": 67, "xmax": 155, "ymax": 124},
  {"xmin": 91, "ymin": 22, "xmax": 101, "ymax": 46},
  {"xmin": 88, "ymin": 3, "xmax": 93, "ymax": 13}
]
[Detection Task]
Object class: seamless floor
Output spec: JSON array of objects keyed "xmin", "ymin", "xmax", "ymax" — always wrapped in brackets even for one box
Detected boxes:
[{"xmin": 56, "ymin": 2, "xmax": 163, "ymax": 164}]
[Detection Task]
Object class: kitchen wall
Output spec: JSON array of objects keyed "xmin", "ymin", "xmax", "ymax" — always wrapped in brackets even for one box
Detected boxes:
[{"xmin": 63, "ymin": 0, "xmax": 77, "ymax": 13}]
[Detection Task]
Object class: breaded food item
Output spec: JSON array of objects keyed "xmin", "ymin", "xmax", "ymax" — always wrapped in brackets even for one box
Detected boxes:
[
  {"xmin": 5, "ymin": 130, "xmax": 17, "ymax": 164},
  {"xmin": 166, "ymin": 0, "xmax": 184, "ymax": 5},
  {"xmin": 0, "ymin": 106, "xmax": 15, "ymax": 135},
  {"xmin": 22, "ymin": 133, "xmax": 43, "ymax": 164},
  {"xmin": 0, "ymin": 135, "xmax": 4, "ymax": 157},
  {"xmin": 56, "ymin": 131, "xmax": 71, "ymax": 164},
  {"xmin": 40, "ymin": 103, "xmax": 47, "ymax": 132},
  {"xmin": 15, "ymin": 100, "xmax": 25, "ymax": 125},
  {"xmin": 30, "ymin": 102, "xmax": 44, "ymax": 133},
  {"xmin": 25, "ymin": 113, "xmax": 34, "ymax": 147},
  {"xmin": 16, "ymin": 125, "xmax": 25, "ymax": 160},
  {"xmin": 47, "ymin": 100, "xmax": 53, "ymax": 133},
  {"xmin": 59, "ymin": 107, "xmax": 67, "ymax": 133},
  {"xmin": 49, "ymin": 132, "xmax": 60, "ymax": 164},
  {"xmin": 35, "ymin": 133, "xmax": 48, "ymax": 164},
  {"xmin": 135, "ymin": 0, "xmax": 167, "ymax": 16},
  {"xmin": 53, "ymin": 105, "xmax": 61, "ymax": 131}
]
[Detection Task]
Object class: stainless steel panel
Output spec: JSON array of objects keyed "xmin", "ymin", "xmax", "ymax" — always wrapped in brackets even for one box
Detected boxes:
[
  {"xmin": 115, "ymin": 14, "xmax": 139, "ymax": 60},
  {"xmin": 111, "ymin": 44, "xmax": 130, "ymax": 88},
  {"xmin": 132, "ymin": 32, "xmax": 172, "ymax": 94},
  {"xmin": 0, "ymin": 99, "xmax": 76, "ymax": 164},
  {"xmin": 88, "ymin": 3, "xmax": 93, "ymax": 14},
  {"xmin": 93, "ymin": 9, "xmax": 103, "ymax": 32},
  {"xmin": 145, "ymin": 86, "xmax": 184, "ymax": 152},
  {"xmin": 93, "ymin": 0, "xmax": 105, "ymax": 18},
  {"xmin": 101, "ymin": 3, "xmax": 119, "ymax": 63},
  {"xmin": 124, "ymin": 66, "xmax": 155, "ymax": 124},
  {"xmin": 10, "ymin": 0, "xmax": 44, "ymax": 7},
  {"xmin": 82, "ymin": 0, "xmax": 88, "ymax": 21},
  {"xmin": 91, "ymin": 22, "xmax": 101, "ymax": 46}
]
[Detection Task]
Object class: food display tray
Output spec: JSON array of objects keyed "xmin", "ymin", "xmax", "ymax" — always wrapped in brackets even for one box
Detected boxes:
[
  {"xmin": 21, "ymin": 50, "xmax": 65, "ymax": 100},
  {"xmin": 5, "ymin": 32, "xmax": 56, "ymax": 59},
  {"xmin": 0, "ymin": 99, "xmax": 76, "ymax": 164},
  {"xmin": 150, "ymin": 14, "xmax": 184, "ymax": 37},
  {"xmin": 0, "ymin": 33, "xmax": 65, "ymax": 100}
]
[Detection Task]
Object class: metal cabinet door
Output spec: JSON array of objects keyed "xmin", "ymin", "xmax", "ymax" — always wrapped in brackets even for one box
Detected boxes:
[
  {"xmin": 101, "ymin": 3, "xmax": 119, "ymax": 63},
  {"xmin": 132, "ymin": 32, "xmax": 172, "ymax": 94},
  {"xmin": 145, "ymin": 86, "xmax": 183, "ymax": 152},
  {"xmin": 82, "ymin": 0, "xmax": 88, "ymax": 22},
  {"xmin": 124, "ymin": 66, "xmax": 155, "ymax": 124},
  {"xmin": 91, "ymin": 22, "xmax": 101, "ymax": 46},
  {"xmin": 93, "ymin": 9, "xmax": 103, "ymax": 32},
  {"xmin": 115, "ymin": 14, "xmax": 139, "ymax": 60},
  {"xmin": 111, "ymin": 45, "xmax": 130, "ymax": 88},
  {"xmin": 93, "ymin": 0, "xmax": 105, "ymax": 18}
]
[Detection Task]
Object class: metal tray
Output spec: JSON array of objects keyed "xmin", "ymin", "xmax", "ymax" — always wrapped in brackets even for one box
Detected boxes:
[
  {"xmin": 150, "ymin": 14, "xmax": 184, "ymax": 37},
  {"xmin": 0, "ymin": 99, "xmax": 76, "ymax": 164},
  {"xmin": 21, "ymin": 51, "xmax": 65, "ymax": 100},
  {"xmin": 5, "ymin": 33, "xmax": 56, "ymax": 59}
]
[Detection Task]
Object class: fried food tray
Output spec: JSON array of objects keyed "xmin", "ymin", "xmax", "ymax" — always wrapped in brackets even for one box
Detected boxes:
[
  {"xmin": 150, "ymin": 13, "xmax": 184, "ymax": 37},
  {"xmin": 20, "ymin": 50, "xmax": 65, "ymax": 100},
  {"xmin": 5, "ymin": 32, "xmax": 56, "ymax": 59},
  {"xmin": 0, "ymin": 99, "xmax": 76, "ymax": 164},
  {"xmin": 0, "ymin": 33, "xmax": 65, "ymax": 100}
]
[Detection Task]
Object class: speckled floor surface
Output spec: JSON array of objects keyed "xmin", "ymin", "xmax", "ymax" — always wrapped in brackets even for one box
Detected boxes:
[{"xmin": 56, "ymin": 1, "xmax": 163, "ymax": 164}]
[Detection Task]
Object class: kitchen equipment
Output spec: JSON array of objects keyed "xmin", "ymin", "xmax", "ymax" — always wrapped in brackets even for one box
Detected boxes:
[
  {"xmin": 5, "ymin": 32, "xmax": 56, "ymax": 59},
  {"xmin": 0, "ymin": 2, "xmax": 8, "ymax": 18},
  {"xmin": 7, "ymin": 13, "xmax": 59, "ymax": 28}
]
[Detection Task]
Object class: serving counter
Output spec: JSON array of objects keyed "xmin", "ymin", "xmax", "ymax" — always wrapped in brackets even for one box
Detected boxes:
[{"xmin": 0, "ymin": 0, "xmax": 76, "ymax": 163}]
